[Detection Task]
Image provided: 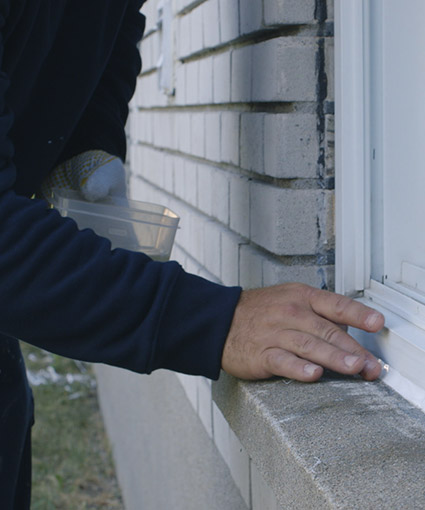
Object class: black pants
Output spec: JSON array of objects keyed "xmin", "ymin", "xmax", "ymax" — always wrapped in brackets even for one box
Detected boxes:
[{"xmin": 0, "ymin": 336, "xmax": 33, "ymax": 510}]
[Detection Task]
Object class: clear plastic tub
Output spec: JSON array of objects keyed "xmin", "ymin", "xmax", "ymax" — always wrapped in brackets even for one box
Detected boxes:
[{"xmin": 49, "ymin": 189, "xmax": 179, "ymax": 261}]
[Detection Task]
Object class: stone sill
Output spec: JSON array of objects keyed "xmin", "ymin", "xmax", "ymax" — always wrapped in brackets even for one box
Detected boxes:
[{"xmin": 213, "ymin": 372, "xmax": 425, "ymax": 509}]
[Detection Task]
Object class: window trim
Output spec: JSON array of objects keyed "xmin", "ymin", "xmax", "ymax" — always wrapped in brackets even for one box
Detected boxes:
[{"xmin": 335, "ymin": 0, "xmax": 425, "ymax": 410}]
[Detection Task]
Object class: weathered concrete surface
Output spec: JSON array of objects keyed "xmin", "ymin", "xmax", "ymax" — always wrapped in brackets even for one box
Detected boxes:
[
  {"xmin": 213, "ymin": 372, "xmax": 425, "ymax": 510},
  {"xmin": 96, "ymin": 366, "xmax": 248, "ymax": 510}
]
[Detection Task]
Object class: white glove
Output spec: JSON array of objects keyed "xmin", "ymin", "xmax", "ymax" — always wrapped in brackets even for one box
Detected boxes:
[{"xmin": 41, "ymin": 150, "xmax": 127, "ymax": 202}]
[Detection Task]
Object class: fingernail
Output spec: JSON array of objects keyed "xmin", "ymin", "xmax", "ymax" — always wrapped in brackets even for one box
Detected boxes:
[
  {"xmin": 304, "ymin": 363, "xmax": 319, "ymax": 376},
  {"xmin": 344, "ymin": 355, "xmax": 361, "ymax": 368},
  {"xmin": 365, "ymin": 312, "xmax": 382, "ymax": 329},
  {"xmin": 364, "ymin": 359, "xmax": 380, "ymax": 373}
]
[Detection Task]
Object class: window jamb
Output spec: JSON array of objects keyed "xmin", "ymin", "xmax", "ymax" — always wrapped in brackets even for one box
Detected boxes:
[{"xmin": 335, "ymin": 0, "xmax": 370, "ymax": 296}]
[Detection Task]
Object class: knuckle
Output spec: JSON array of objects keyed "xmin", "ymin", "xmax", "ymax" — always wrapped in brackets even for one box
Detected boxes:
[
  {"xmin": 311, "ymin": 318, "xmax": 342, "ymax": 345},
  {"xmin": 305, "ymin": 285, "xmax": 323, "ymax": 302},
  {"xmin": 262, "ymin": 349, "xmax": 283, "ymax": 375},
  {"xmin": 294, "ymin": 334, "xmax": 316, "ymax": 355},
  {"xmin": 323, "ymin": 326, "xmax": 343, "ymax": 345},
  {"xmin": 264, "ymin": 349, "xmax": 277, "ymax": 368},
  {"xmin": 333, "ymin": 294, "xmax": 352, "ymax": 319}
]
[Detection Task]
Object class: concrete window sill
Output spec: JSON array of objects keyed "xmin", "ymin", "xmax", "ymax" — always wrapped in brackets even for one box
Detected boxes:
[{"xmin": 213, "ymin": 372, "xmax": 425, "ymax": 509}]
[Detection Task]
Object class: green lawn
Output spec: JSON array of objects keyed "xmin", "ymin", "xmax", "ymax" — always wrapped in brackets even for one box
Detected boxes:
[{"xmin": 21, "ymin": 343, "xmax": 123, "ymax": 510}]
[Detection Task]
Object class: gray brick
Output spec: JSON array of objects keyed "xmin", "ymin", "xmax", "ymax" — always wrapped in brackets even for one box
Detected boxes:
[
  {"xmin": 140, "ymin": 33, "xmax": 154, "ymax": 72},
  {"xmin": 162, "ymin": 154, "xmax": 175, "ymax": 193},
  {"xmin": 153, "ymin": 112, "xmax": 175, "ymax": 149},
  {"xmin": 241, "ymin": 113, "xmax": 264, "ymax": 173},
  {"xmin": 230, "ymin": 174, "xmax": 250, "ymax": 239},
  {"xmin": 239, "ymin": 244, "xmax": 263, "ymax": 289},
  {"xmin": 221, "ymin": 230, "xmax": 241, "ymax": 287},
  {"xmin": 151, "ymin": 31, "xmax": 161, "ymax": 71},
  {"xmin": 199, "ymin": 56, "xmax": 214, "ymax": 104},
  {"xmin": 191, "ymin": 113, "xmax": 205, "ymax": 157},
  {"xmin": 263, "ymin": 0, "xmax": 315, "ymax": 25},
  {"xmin": 221, "ymin": 112, "xmax": 240, "ymax": 166},
  {"xmin": 203, "ymin": 0, "xmax": 221, "ymax": 48},
  {"xmin": 250, "ymin": 184, "xmax": 319, "ymax": 255},
  {"xmin": 205, "ymin": 112, "xmax": 221, "ymax": 162},
  {"xmin": 219, "ymin": 0, "xmax": 239, "ymax": 42},
  {"xmin": 231, "ymin": 46, "xmax": 252, "ymax": 102},
  {"xmin": 141, "ymin": 0, "xmax": 159, "ymax": 35},
  {"xmin": 203, "ymin": 220, "xmax": 222, "ymax": 278},
  {"xmin": 211, "ymin": 169, "xmax": 230, "ymax": 225},
  {"xmin": 177, "ymin": 113, "xmax": 192, "ymax": 153},
  {"xmin": 137, "ymin": 147, "xmax": 165, "ymax": 189},
  {"xmin": 197, "ymin": 165, "xmax": 213, "ymax": 216},
  {"xmin": 174, "ymin": 157, "xmax": 186, "ymax": 200},
  {"xmin": 240, "ymin": 0, "xmax": 262, "ymax": 34},
  {"xmin": 263, "ymin": 114, "xmax": 318, "ymax": 178},
  {"xmin": 190, "ymin": 5, "xmax": 204, "ymax": 54},
  {"xmin": 187, "ymin": 211, "xmax": 206, "ymax": 261},
  {"xmin": 262, "ymin": 259, "xmax": 333, "ymax": 288},
  {"xmin": 213, "ymin": 51, "xmax": 232, "ymax": 103},
  {"xmin": 175, "ymin": 62, "xmax": 186, "ymax": 105},
  {"xmin": 178, "ymin": 14, "xmax": 191, "ymax": 58},
  {"xmin": 184, "ymin": 160, "xmax": 198, "ymax": 206},
  {"xmin": 252, "ymin": 38, "xmax": 316, "ymax": 102},
  {"xmin": 136, "ymin": 111, "xmax": 153, "ymax": 145},
  {"xmin": 186, "ymin": 60, "xmax": 200, "ymax": 104}
]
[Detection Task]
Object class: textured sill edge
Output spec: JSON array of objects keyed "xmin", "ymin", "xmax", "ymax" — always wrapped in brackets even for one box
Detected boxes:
[{"xmin": 212, "ymin": 372, "xmax": 425, "ymax": 510}]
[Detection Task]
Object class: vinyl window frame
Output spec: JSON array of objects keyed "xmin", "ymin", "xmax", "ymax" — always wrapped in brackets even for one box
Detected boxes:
[{"xmin": 335, "ymin": 0, "xmax": 425, "ymax": 410}]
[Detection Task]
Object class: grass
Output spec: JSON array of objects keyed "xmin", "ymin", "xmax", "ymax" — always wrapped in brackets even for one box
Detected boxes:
[{"xmin": 21, "ymin": 343, "xmax": 124, "ymax": 510}]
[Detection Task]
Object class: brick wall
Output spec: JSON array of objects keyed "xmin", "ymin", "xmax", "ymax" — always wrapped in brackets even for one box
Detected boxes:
[
  {"xmin": 128, "ymin": 0, "xmax": 335, "ymax": 292},
  {"xmin": 102, "ymin": 1, "xmax": 335, "ymax": 508}
]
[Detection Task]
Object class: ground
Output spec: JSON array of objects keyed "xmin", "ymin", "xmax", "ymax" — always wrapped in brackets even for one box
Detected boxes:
[{"xmin": 21, "ymin": 343, "xmax": 124, "ymax": 510}]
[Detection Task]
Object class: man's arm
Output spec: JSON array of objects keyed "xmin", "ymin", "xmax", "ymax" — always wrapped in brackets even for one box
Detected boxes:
[
  {"xmin": 59, "ymin": 0, "xmax": 146, "ymax": 163},
  {"xmin": 0, "ymin": 1, "xmax": 240, "ymax": 380},
  {"xmin": 222, "ymin": 283, "xmax": 384, "ymax": 381}
]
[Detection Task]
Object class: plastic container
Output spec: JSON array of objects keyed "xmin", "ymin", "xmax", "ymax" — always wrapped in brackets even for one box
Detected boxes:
[{"xmin": 49, "ymin": 189, "xmax": 179, "ymax": 261}]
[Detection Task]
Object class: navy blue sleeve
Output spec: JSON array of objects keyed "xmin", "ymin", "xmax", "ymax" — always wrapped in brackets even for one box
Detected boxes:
[
  {"xmin": 0, "ymin": 5, "xmax": 242, "ymax": 380},
  {"xmin": 60, "ymin": 0, "xmax": 146, "ymax": 162}
]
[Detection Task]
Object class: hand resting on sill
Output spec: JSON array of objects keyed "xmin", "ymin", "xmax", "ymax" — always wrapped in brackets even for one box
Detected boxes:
[{"xmin": 222, "ymin": 283, "xmax": 384, "ymax": 382}]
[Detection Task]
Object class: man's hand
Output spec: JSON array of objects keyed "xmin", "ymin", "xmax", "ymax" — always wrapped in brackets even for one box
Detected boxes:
[{"xmin": 222, "ymin": 283, "xmax": 385, "ymax": 382}]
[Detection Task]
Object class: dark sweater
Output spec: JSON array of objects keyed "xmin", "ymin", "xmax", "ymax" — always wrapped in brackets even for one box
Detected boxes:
[{"xmin": 0, "ymin": 0, "xmax": 241, "ymax": 379}]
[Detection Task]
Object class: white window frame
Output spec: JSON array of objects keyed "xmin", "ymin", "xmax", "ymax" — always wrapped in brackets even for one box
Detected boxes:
[{"xmin": 335, "ymin": 0, "xmax": 425, "ymax": 411}]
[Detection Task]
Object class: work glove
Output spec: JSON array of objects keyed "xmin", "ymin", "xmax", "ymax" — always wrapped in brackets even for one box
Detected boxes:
[{"xmin": 41, "ymin": 150, "xmax": 127, "ymax": 202}]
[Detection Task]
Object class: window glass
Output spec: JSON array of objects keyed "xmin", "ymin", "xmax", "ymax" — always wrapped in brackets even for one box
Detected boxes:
[{"xmin": 370, "ymin": 0, "xmax": 425, "ymax": 302}]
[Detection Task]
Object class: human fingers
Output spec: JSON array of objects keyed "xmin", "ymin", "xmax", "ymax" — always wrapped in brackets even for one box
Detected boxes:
[
  {"xmin": 272, "ymin": 304, "xmax": 368, "ymax": 355},
  {"xmin": 298, "ymin": 313, "xmax": 381, "ymax": 379},
  {"xmin": 308, "ymin": 288, "xmax": 385, "ymax": 332},
  {"xmin": 260, "ymin": 347, "xmax": 323, "ymax": 382},
  {"xmin": 273, "ymin": 330, "xmax": 373, "ymax": 376}
]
